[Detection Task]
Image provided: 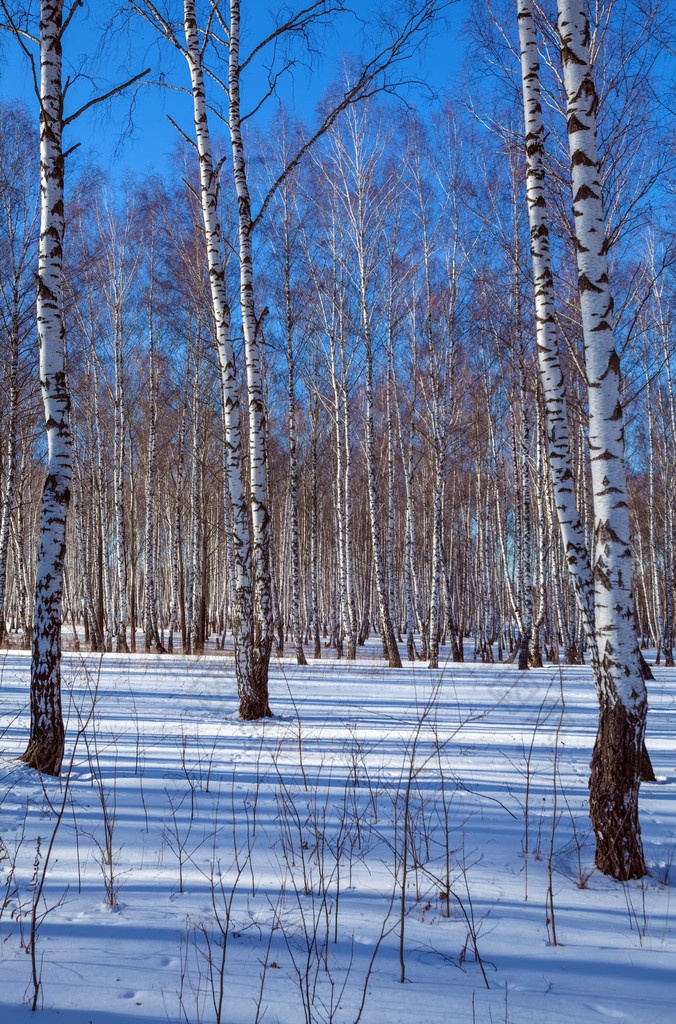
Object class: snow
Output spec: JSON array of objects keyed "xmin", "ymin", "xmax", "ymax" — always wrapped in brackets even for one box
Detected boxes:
[{"xmin": 1, "ymin": 641, "xmax": 675, "ymax": 1023}]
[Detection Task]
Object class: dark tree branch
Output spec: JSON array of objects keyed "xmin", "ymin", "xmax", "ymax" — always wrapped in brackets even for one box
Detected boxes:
[
  {"xmin": 63, "ymin": 67, "xmax": 151, "ymax": 126},
  {"xmin": 167, "ymin": 113, "xmax": 198, "ymax": 150},
  {"xmin": 238, "ymin": 1, "xmax": 344, "ymax": 74},
  {"xmin": 253, "ymin": 2, "xmax": 445, "ymax": 231}
]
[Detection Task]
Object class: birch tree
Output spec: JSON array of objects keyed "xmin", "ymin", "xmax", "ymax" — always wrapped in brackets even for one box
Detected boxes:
[
  {"xmin": 13, "ymin": 1, "xmax": 71, "ymax": 773},
  {"xmin": 142, "ymin": 222, "xmax": 165, "ymax": 653},
  {"xmin": 557, "ymin": 0, "xmax": 649, "ymax": 878},
  {"xmin": 0, "ymin": 0, "xmax": 147, "ymax": 773},
  {"xmin": 516, "ymin": 0, "xmax": 650, "ymax": 877}
]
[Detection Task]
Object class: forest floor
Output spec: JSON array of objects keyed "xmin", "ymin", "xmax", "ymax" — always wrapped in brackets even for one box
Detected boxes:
[{"xmin": 0, "ymin": 639, "xmax": 675, "ymax": 1023}]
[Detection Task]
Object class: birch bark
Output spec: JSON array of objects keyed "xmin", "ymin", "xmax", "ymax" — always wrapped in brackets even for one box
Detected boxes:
[
  {"xmin": 555, "ymin": 1, "xmax": 648, "ymax": 877},
  {"xmin": 21, "ymin": 0, "xmax": 71, "ymax": 775},
  {"xmin": 341, "ymin": 382, "xmax": 358, "ymax": 658},
  {"xmin": 181, "ymin": 0, "xmax": 258, "ymax": 712},
  {"xmin": 278, "ymin": 186, "xmax": 307, "ymax": 666},
  {"xmin": 143, "ymin": 301, "xmax": 164, "ymax": 652},
  {"xmin": 310, "ymin": 361, "xmax": 321, "ymax": 659},
  {"xmin": 228, "ymin": 0, "xmax": 274, "ymax": 711},
  {"xmin": 164, "ymin": 347, "xmax": 184, "ymax": 651},
  {"xmin": 112, "ymin": 298, "xmax": 129, "ymax": 652},
  {"xmin": 393, "ymin": 366, "xmax": 417, "ymax": 661},
  {"xmin": 516, "ymin": 0, "xmax": 598, "ymax": 666}
]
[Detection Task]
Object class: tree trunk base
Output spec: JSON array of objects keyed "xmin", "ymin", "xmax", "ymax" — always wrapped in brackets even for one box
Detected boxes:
[
  {"xmin": 589, "ymin": 700, "xmax": 647, "ymax": 880},
  {"xmin": 239, "ymin": 641, "xmax": 273, "ymax": 720},
  {"xmin": 20, "ymin": 737, "xmax": 63, "ymax": 777}
]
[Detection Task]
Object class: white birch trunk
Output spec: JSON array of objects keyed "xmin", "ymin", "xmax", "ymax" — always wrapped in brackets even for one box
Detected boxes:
[
  {"xmin": 113, "ymin": 306, "xmax": 129, "ymax": 652},
  {"xmin": 386, "ymin": 314, "xmax": 397, "ymax": 640},
  {"xmin": 228, "ymin": 0, "xmax": 273, "ymax": 713},
  {"xmin": 394, "ymin": 383, "xmax": 417, "ymax": 661},
  {"xmin": 645, "ymin": 368, "xmax": 664, "ymax": 662},
  {"xmin": 284, "ymin": 252, "xmax": 307, "ymax": 666},
  {"xmin": 310, "ymin": 376, "xmax": 321, "ymax": 659},
  {"xmin": 362, "ymin": 318, "xmax": 401, "ymax": 669},
  {"xmin": 182, "ymin": 0, "xmax": 258, "ymax": 711},
  {"xmin": 21, "ymin": 0, "xmax": 71, "ymax": 775},
  {"xmin": 428, "ymin": 456, "xmax": 444, "ymax": 670},
  {"xmin": 144, "ymin": 308, "xmax": 164, "ymax": 652},
  {"xmin": 167, "ymin": 390, "xmax": 187, "ymax": 654},
  {"xmin": 342, "ymin": 384, "xmax": 358, "ymax": 658},
  {"xmin": 517, "ymin": 0, "xmax": 598, "ymax": 669},
  {"xmin": 329, "ymin": 347, "xmax": 353, "ymax": 660},
  {"xmin": 187, "ymin": 351, "xmax": 201, "ymax": 653},
  {"xmin": 517, "ymin": 368, "xmax": 533, "ymax": 670},
  {"xmin": 556, "ymin": 0, "xmax": 648, "ymax": 878}
]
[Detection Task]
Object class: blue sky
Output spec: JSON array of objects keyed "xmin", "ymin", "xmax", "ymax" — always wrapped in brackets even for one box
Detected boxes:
[{"xmin": 0, "ymin": 1, "xmax": 468, "ymax": 181}]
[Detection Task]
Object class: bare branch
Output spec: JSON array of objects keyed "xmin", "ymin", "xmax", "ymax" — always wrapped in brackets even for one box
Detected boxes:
[
  {"xmin": 127, "ymin": 0, "xmax": 185, "ymax": 54},
  {"xmin": 241, "ymin": 67, "xmax": 288, "ymax": 123},
  {"xmin": 59, "ymin": 0, "xmax": 84, "ymax": 42},
  {"xmin": 63, "ymin": 67, "xmax": 150, "ymax": 126},
  {"xmin": 253, "ymin": 2, "xmax": 444, "ymax": 230},
  {"xmin": 238, "ymin": 1, "xmax": 344, "ymax": 74},
  {"xmin": 0, "ymin": 2, "xmax": 39, "ymax": 99},
  {"xmin": 167, "ymin": 113, "xmax": 198, "ymax": 150}
]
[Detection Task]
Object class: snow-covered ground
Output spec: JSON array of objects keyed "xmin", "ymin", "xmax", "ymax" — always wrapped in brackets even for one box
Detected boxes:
[{"xmin": 1, "ymin": 641, "xmax": 674, "ymax": 1023}]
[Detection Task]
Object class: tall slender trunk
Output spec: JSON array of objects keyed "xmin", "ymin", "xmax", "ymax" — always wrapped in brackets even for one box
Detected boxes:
[
  {"xmin": 330, "ymin": 349, "xmax": 351, "ymax": 660},
  {"xmin": 516, "ymin": 0, "xmax": 598, "ymax": 666},
  {"xmin": 659, "ymin": 300, "xmax": 675, "ymax": 665},
  {"xmin": 516, "ymin": 365, "xmax": 533, "ymax": 670},
  {"xmin": 363, "ymin": 323, "xmax": 401, "ymax": 668},
  {"xmin": 168, "ymin": 391, "xmax": 187, "ymax": 654},
  {"xmin": 219, "ymin": 411, "xmax": 237, "ymax": 649},
  {"xmin": 310, "ymin": 370, "xmax": 321, "ymax": 659},
  {"xmin": 386, "ymin": 310, "xmax": 397, "ymax": 641},
  {"xmin": 285, "ymin": 252, "xmax": 306, "ymax": 666},
  {"xmin": 342, "ymin": 384, "xmax": 358, "ymax": 658},
  {"xmin": 144, "ymin": 292, "xmax": 164, "ymax": 652},
  {"xmin": 556, "ymin": 1, "xmax": 648, "ymax": 879},
  {"xmin": 113, "ymin": 307, "xmax": 129, "ymax": 652},
  {"xmin": 128, "ymin": 427, "xmax": 137, "ymax": 653},
  {"xmin": 394, "ymin": 379, "xmax": 419, "ymax": 661},
  {"xmin": 645, "ymin": 367, "xmax": 664, "ymax": 662},
  {"xmin": 228, "ymin": 0, "xmax": 273, "ymax": 714},
  {"xmin": 530, "ymin": 410, "xmax": 547, "ymax": 667},
  {"xmin": 187, "ymin": 348, "xmax": 201, "ymax": 654},
  {"xmin": 428, "ymin": 457, "xmax": 444, "ymax": 670},
  {"xmin": 21, "ymin": 0, "xmax": 71, "ymax": 776},
  {"xmin": 183, "ymin": 0, "xmax": 258, "ymax": 712}
]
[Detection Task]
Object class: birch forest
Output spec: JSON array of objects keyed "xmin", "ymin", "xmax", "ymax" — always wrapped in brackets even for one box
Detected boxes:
[{"xmin": 1, "ymin": 0, "xmax": 676, "ymax": 882}]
